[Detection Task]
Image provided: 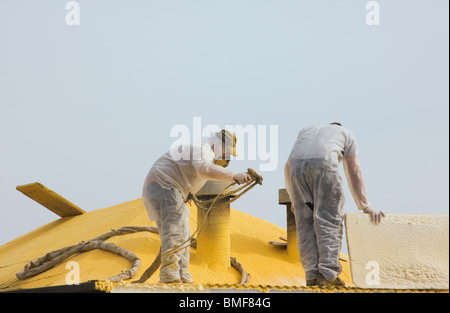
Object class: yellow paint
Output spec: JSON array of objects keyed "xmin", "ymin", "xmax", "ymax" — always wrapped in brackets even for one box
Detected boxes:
[
  {"xmin": 285, "ymin": 205, "xmax": 299, "ymax": 260},
  {"xmin": 16, "ymin": 182, "xmax": 85, "ymax": 217},
  {"xmin": 0, "ymin": 197, "xmax": 354, "ymax": 292},
  {"xmin": 196, "ymin": 199, "xmax": 231, "ymax": 269}
]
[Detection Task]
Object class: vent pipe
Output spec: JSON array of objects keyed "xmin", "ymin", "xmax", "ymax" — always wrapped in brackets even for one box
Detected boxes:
[{"xmin": 195, "ymin": 181, "xmax": 235, "ymax": 270}]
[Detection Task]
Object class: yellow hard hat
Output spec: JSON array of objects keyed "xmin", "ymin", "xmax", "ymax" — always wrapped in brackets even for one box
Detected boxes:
[{"xmin": 215, "ymin": 129, "xmax": 238, "ymax": 156}]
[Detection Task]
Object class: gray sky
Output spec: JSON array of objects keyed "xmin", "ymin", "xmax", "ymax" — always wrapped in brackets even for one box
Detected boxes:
[{"xmin": 0, "ymin": 1, "xmax": 448, "ymax": 255}]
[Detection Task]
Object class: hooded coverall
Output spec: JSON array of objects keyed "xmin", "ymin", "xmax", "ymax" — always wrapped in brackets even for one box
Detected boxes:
[
  {"xmin": 284, "ymin": 124, "xmax": 370, "ymax": 282},
  {"xmin": 142, "ymin": 141, "xmax": 236, "ymax": 283}
]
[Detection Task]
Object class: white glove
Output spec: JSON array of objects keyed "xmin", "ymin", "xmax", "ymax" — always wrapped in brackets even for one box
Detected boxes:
[
  {"xmin": 363, "ymin": 206, "xmax": 385, "ymax": 224},
  {"xmin": 233, "ymin": 173, "xmax": 252, "ymax": 185}
]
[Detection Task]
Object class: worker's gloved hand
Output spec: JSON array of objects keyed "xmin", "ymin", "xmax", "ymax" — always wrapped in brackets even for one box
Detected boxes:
[
  {"xmin": 363, "ymin": 206, "xmax": 385, "ymax": 224},
  {"xmin": 233, "ymin": 173, "xmax": 252, "ymax": 185}
]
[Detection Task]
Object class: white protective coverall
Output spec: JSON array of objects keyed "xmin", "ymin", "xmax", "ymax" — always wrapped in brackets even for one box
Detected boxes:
[
  {"xmin": 284, "ymin": 124, "xmax": 371, "ymax": 282},
  {"xmin": 142, "ymin": 138, "xmax": 236, "ymax": 283}
]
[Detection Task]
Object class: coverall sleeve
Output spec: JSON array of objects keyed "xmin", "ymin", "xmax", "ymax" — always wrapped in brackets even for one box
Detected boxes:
[{"xmin": 193, "ymin": 160, "xmax": 236, "ymax": 182}]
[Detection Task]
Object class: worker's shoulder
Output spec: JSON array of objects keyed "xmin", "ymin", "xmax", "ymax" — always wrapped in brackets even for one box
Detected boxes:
[
  {"xmin": 299, "ymin": 124, "xmax": 321, "ymax": 133},
  {"xmin": 326, "ymin": 123, "xmax": 353, "ymax": 134},
  {"xmin": 324, "ymin": 125, "xmax": 358, "ymax": 144},
  {"xmin": 340, "ymin": 125, "xmax": 356, "ymax": 137},
  {"xmin": 299, "ymin": 124, "xmax": 355, "ymax": 138},
  {"xmin": 337, "ymin": 127, "xmax": 359, "ymax": 147}
]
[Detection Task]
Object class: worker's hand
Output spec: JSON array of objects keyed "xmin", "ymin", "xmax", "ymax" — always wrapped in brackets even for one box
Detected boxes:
[
  {"xmin": 233, "ymin": 173, "xmax": 252, "ymax": 185},
  {"xmin": 363, "ymin": 206, "xmax": 385, "ymax": 224}
]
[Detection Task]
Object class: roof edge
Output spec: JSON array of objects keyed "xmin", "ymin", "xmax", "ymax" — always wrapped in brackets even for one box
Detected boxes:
[{"xmin": 1, "ymin": 281, "xmax": 105, "ymax": 293}]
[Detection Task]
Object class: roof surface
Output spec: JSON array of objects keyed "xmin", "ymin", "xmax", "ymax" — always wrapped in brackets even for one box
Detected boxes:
[
  {"xmin": 0, "ymin": 197, "xmax": 354, "ymax": 292},
  {"xmin": 1, "ymin": 197, "xmax": 446, "ymax": 293}
]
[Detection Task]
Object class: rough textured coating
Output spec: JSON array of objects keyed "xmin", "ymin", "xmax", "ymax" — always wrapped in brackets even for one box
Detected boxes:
[
  {"xmin": 2, "ymin": 198, "xmax": 354, "ymax": 291},
  {"xmin": 345, "ymin": 213, "xmax": 449, "ymax": 289}
]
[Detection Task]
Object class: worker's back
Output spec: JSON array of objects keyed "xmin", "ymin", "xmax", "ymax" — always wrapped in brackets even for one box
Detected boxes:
[
  {"xmin": 287, "ymin": 124, "xmax": 358, "ymax": 167},
  {"xmin": 145, "ymin": 143, "xmax": 214, "ymax": 200}
]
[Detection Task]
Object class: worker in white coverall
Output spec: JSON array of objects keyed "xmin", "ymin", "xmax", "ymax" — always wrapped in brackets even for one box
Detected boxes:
[
  {"xmin": 142, "ymin": 130, "xmax": 251, "ymax": 283},
  {"xmin": 284, "ymin": 123, "xmax": 385, "ymax": 287}
]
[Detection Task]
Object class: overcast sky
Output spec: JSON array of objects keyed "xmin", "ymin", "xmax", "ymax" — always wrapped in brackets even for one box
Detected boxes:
[{"xmin": 0, "ymin": 1, "xmax": 448, "ymax": 255}]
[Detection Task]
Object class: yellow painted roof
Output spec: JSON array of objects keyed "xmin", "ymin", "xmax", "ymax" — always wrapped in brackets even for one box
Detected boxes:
[{"xmin": 0, "ymin": 197, "xmax": 353, "ymax": 292}]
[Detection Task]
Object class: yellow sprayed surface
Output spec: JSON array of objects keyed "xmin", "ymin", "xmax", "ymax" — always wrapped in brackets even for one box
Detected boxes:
[
  {"xmin": 346, "ymin": 213, "xmax": 449, "ymax": 289},
  {"xmin": 196, "ymin": 202, "xmax": 231, "ymax": 268},
  {"xmin": 0, "ymin": 198, "xmax": 353, "ymax": 292}
]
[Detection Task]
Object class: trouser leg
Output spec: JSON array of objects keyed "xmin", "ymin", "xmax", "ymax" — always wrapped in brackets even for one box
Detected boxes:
[
  {"xmin": 288, "ymin": 167, "xmax": 320, "ymax": 281},
  {"xmin": 143, "ymin": 183, "xmax": 192, "ymax": 283},
  {"xmin": 295, "ymin": 200, "xmax": 320, "ymax": 281},
  {"xmin": 313, "ymin": 170, "xmax": 345, "ymax": 282},
  {"xmin": 178, "ymin": 207, "xmax": 193, "ymax": 283},
  {"xmin": 158, "ymin": 193, "xmax": 191, "ymax": 282}
]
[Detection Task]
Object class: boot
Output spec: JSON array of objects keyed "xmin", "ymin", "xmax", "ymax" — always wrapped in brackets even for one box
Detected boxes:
[
  {"xmin": 316, "ymin": 273, "xmax": 345, "ymax": 287},
  {"xmin": 306, "ymin": 278, "xmax": 318, "ymax": 286}
]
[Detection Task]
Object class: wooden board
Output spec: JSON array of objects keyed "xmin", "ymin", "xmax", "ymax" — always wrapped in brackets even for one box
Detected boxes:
[
  {"xmin": 278, "ymin": 188, "xmax": 291, "ymax": 204},
  {"xmin": 16, "ymin": 182, "xmax": 85, "ymax": 218},
  {"xmin": 345, "ymin": 212, "xmax": 449, "ymax": 289}
]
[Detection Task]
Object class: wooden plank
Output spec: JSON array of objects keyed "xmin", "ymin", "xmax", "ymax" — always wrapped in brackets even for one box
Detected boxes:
[
  {"xmin": 345, "ymin": 212, "xmax": 449, "ymax": 289},
  {"xmin": 269, "ymin": 240, "xmax": 287, "ymax": 248},
  {"xmin": 16, "ymin": 182, "xmax": 85, "ymax": 218},
  {"xmin": 278, "ymin": 188, "xmax": 291, "ymax": 204}
]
